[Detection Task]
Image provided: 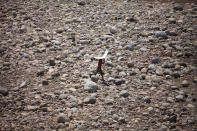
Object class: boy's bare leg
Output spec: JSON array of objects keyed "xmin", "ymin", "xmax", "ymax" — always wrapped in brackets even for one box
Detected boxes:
[{"xmin": 99, "ymin": 70, "xmax": 105, "ymax": 81}]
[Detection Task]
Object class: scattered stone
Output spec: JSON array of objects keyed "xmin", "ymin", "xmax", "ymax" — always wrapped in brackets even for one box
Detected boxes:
[
  {"xmin": 167, "ymin": 97, "xmax": 174, "ymax": 103},
  {"xmin": 37, "ymin": 69, "xmax": 45, "ymax": 77},
  {"xmin": 185, "ymin": 52, "xmax": 193, "ymax": 57},
  {"xmin": 117, "ymin": 65, "xmax": 123, "ymax": 72},
  {"xmin": 141, "ymin": 68, "xmax": 147, "ymax": 73},
  {"xmin": 56, "ymin": 28, "xmax": 64, "ymax": 33},
  {"xmin": 119, "ymin": 71, "xmax": 127, "ymax": 77},
  {"xmin": 126, "ymin": 17, "xmax": 137, "ymax": 22},
  {"xmin": 127, "ymin": 61, "xmax": 134, "ymax": 68},
  {"xmin": 108, "ymin": 77, "xmax": 115, "ymax": 82},
  {"xmin": 168, "ymin": 114, "xmax": 177, "ymax": 123},
  {"xmin": 56, "ymin": 123, "xmax": 65, "ymax": 130},
  {"xmin": 118, "ymin": 117, "xmax": 126, "ymax": 124},
  {"xmin": 49, "ymin": 58, "xmax": 55, "ymax": 66},
  {"xmin": 105, "ymin": 98, "xmax": 114, "ymax": 105},
  {"xmin": 0, "ymin": 87, "xmax": 9, "ymax": 96},
  {"xmin": 144, "ymin": 96, "xmax": 151, "ymax": 103},
  {"xmin": 166, "ymin": 30, "xmax": 177, "ymax": 36},
  {"xmin": 114, "ymin": 79, "xmax": 125, "ymax": 85},
  {"xmin": 147, "ymin": 107, "xmax": 154, "ymax": 113},
  {"xmin": 129, "ymin": 71, "xmax": 137, "ymax": 76},
  {"xmin": 179, "ymin": 62, "xmax": 187, "ymax": 67},
  {"xmin": 173, "ymin": 5, "xmax": 184, "ymax": 11},
  {"xmin": 156, "ymin": 69, "xmax": 163, "ymax": 76},
  {"xmin": 20, "ymin": 81, "xmax": 27, "ymax": 88},
  {"xmin": 193, "ymin": 77, "xmax": 197, "ymax": 84},
  {"xmin": 12, "ymin": 87, "xmax": 19, "ymax": 91},
  {"xmin": 95, "ymin": 39, "xmax": 102, "ymax": 45},
  {"xmin": 187, "ymin": 104, "xmax": 195, "ymax": 109},
  {"xmin": 51, "ymin": 71, "xmax": 60, "ymax": 78},
  {"xmin": 140, "ymin": 46, "xmax": 147, "ymax": 52},
  {"xmin": 148, "ymin": 36, "xmax": 155, "ymax": 42},
  {"xmin": 79, "ymin": 40, "xmax": 90, "ymax": 45},
  {"xmin": 158, "ymin": 125, "xmax": 168, "ymax": 131},
  {"xmin": 42, "ymin": 107, "xmax": 49, "ymax": 112},
  {"xmin": 77, "ymin": 0, "xmax": 86, "ymax": 5},
  {"xmin": 152, "ymin": 57, "xmax": 160, "ymax": 64},
  {"xmin": 26, "ymin": 105, "xmax": 39, "ymax": 111},
  {"xmin": 162, "ymin": 61, "xmax": 174, "ymax": 68},
  {"xmin": 91, "ymin": 75, "xmax": 99, "ymax": 82},
  {"xmin": 84, "ymin": 79, "xmax": 99, "ymax": 93},
  {"xmin": 176, "ymin": 94, "xmax": 184, "ymax": 102},
  {"xmin": 57, "ymin": 113, "xmax": 70, "ymax": 123},
  {"xmin": 168, "ymin": 18, "xmax": 176, "ymax": 24},
  {"xmin": 84, "ymin": 96, "xmax": 96, "ymax": 104},
  {"xmin": 105, "ymin": 61, "xmax": 114, "ymax": 67},
  {"xmin": 192, "ymin": 7, "xmax": 197, "ymax": 11},
  {"xmin": 109, "ymin": 26, "xmax": 117, "ymax": 34},
  {"xmin": 69, "ymin": 88, "xmax": 77, "ymax": 92},
  {"xmin": 101, "ymin": 35, "xmax": 114, "ymax": 40},
  {"xmin": 59, "ymin": 94, "xmax": 67, "ymax": 100},
  {"xmin": 181, "ymin": 80, "xmax": 189, "ymax": 87},
  {"xmin": 170, "ymin": 85, "xmax": 178, "ymax": 90},
  {"xmin": 124, "ymin": 44, "xmax": 134, "ymax": 51},
  {"xmin": 42, "ymin": 80, "xmax": 49, "ymax": 85},
  {"xmin": 155, "ymin": 31, "xmax": 168, "ymax": 39},
  {"xmin": 148, "ymin": 64, "xmax": 156, "ymax": 71},
  {"xmin": 120, "ymin": 90, "xmax": 129, "ymax": 97},
  {"xmin": 172, "ymin": 72, "xmax": 180, "ymax": 78}
]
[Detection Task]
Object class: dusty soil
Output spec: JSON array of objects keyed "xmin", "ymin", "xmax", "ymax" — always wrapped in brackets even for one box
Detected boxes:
[{"xmin": 0, "ymin": 0, "xmax": 197, "ymax": 130}]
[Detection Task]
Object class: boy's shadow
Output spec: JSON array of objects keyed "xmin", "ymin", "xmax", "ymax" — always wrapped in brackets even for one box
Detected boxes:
[{"xmin": 102, "ymin": 80, "xmax": 110, "ymax": 86}]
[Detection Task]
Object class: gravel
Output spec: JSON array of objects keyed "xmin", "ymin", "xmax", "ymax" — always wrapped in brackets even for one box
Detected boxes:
[{"xmin": 0, "ymin": 0, "xmax": 196, "ymax": 130}]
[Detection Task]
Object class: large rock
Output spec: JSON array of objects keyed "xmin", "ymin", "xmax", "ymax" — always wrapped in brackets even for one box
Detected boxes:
[{"xmin": 84, "ymin": 79, "xmax": 99, "ymax": 93}]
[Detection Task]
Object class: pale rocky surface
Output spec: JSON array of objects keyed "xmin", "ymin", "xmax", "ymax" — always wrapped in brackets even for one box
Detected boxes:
[{"xmin": 0, "ymin": 0, "xmax": 197, "ymax": 130}]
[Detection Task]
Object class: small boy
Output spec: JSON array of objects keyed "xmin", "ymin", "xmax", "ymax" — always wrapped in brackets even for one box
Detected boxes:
[{"xmin": 90, "ymin": 59, "xmax": 105, "ymax": 81}]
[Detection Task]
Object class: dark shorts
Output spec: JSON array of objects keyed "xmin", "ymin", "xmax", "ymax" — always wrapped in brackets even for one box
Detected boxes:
[{"xmin": 91, "ymin": 68, "xmax": 104, "ymax": 76}]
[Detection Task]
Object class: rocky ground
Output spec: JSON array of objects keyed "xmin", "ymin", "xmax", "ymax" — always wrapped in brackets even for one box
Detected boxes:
[{"xmin": 0, "ymin": 0, "xmax": 197, "ymax": 130}]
